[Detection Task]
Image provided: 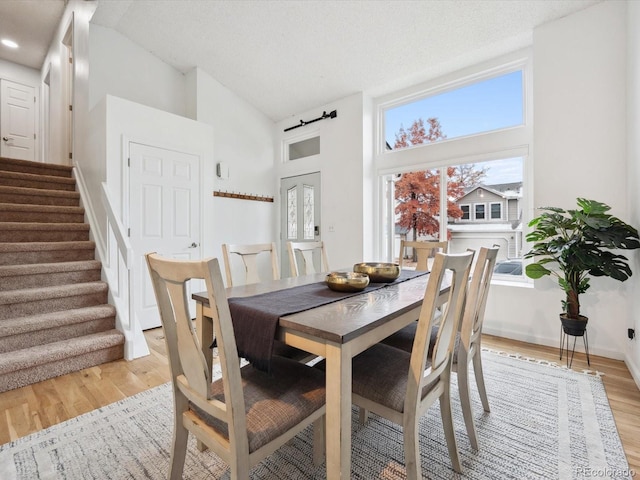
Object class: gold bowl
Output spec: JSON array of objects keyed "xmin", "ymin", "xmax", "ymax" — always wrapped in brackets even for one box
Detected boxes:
[
  {"xmin": 326, "ymin": 272, "xmax": 370, "ymax": 292},
  {"xmin": 353, "ymin": 262, "xmax": 400, "ymax": 283}
]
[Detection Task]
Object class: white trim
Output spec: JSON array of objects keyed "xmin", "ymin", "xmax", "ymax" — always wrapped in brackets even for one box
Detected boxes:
[{"xmin": 282, "ymin": 127, "xmax": 321, "ymax": 164}]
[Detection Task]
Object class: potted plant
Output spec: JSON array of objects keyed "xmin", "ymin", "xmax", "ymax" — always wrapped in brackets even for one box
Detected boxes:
[{"xmin": 524, "ymin": 198, "xmax": 640, "ymax": 335}]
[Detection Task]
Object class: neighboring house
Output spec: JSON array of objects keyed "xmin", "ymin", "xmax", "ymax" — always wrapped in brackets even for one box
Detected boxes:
[{"xmin": 448, "ymin": 183, "xmax": 523, "ymax": 261}]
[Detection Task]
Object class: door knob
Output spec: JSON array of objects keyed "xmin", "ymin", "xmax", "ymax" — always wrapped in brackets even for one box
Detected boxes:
[
  {"xmin": 2, "ymin": 137, "xmax": 10, "ymax": 142},
  {"xmin": 188, "ymin": 242, "xmax": 199, "ymax": 248}
]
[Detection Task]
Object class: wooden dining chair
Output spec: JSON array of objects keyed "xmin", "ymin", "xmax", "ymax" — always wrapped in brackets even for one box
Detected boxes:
[
  {"xmin": 381, "ymin": 246, "xmax": 499, "ymax": 450},
  {"xmin": 222, "ymin": 242, "xmax": 279, "ymax": 287},
  {"xmin": 287, "ymin": 240, "xmax": 330, "ymax": 276},
  {"xmin": 349, "ymin": 251, "xmax": 473, "ymax": 478},
  {"xmin": 145, "ymin": 253, "xmax": 326, "ymax": 480},
  {"xmin": 398, "ymin": 240, "xmax": 448, "ymax": 272}
]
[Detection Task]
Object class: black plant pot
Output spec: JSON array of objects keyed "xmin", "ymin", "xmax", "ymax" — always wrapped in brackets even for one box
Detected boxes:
[{"xmin": 560, "ymin": 314, "xmax": 588, "ymax": 336}]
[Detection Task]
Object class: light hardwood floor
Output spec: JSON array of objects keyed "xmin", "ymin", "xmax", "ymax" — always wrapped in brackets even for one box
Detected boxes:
[{"xmin": 1, "ymin": 330, "xmax": 638, "ymax": 474}]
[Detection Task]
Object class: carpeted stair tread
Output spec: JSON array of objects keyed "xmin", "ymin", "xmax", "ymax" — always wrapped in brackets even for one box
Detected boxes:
[
  {"xmin": 0, "ymin": 260, "xmax": 101, "ymax": 277},
  {"xmin": 0, "ymin": 203, "xmax": 85, "ymax": 223},
  {"xmin": 0, "ymin": 330, "xmax": 125, "ymax": 386},
  {"xmin": 0, "ymin": 305, "xmax": 117, "ymax": 353},
  {"xmin": 0, "ymin": 185, "xmax": 80, "ymax": 206},
  {"xmin": 0, "ymin": 156, "xmax": 73, "ymax": 178},
  {"xmin": 0, "ymin": 241, "xmax": 96, "ymax": 265},
  {"xmin": 0, "ymin": 260, "xmax": 102, "ymax": 291},
  {"xmin": 0, "ymin": 170, "xmax": 76, "ymax": 191},
  {"xmin": 0, "ymin": 282, "xmax": 108, "ymax": 320},
  {"xmin": 0, "ymin": 305, "xmax": 116, "ymax": 337},
  {"xmin": 0, "ymin": 281, "xmax": 108, "ymax": 306},
  {"xmin": 0, "ymin": 222, "xmax": 90, "ymax": 242}
]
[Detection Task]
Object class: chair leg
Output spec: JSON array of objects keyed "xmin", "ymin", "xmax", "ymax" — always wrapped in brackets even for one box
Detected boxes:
[
  {"xmin": 312, "ymin": 416, "xmax": 326, "ymax": 466},
  {"xmin": 440, "ymin": 385, "xmax": 463, "ymax": 473},
  {"xmin": 402, "ymin": 416, "xmax": 422, "ymax": 480},
  {"xmin": 358, "ymin": 406, "xmax": 369, "ymax": 425},
  {"xmin": 472, "ymin": 350, "xmax": 490, "ymax": 413},
  {"xmin": 170, "ymin": 396, "xmax": 189, "ymax": 480},
  {"xmin": 457, "ymin": 360, "xmax": 479, "ymax": 450}
]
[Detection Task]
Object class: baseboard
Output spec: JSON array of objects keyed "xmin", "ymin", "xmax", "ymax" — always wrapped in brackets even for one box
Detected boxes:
[
  {"xmin": 482, "ymin": 325, "xmax": 625, "ymax": 361},
  {"xmin": 72, "ymin": 163, "xmax": 106, "ymax": 261},
  {"xmin": 624, "ymin": 354, "xmax": 640, "ymax": 390}
]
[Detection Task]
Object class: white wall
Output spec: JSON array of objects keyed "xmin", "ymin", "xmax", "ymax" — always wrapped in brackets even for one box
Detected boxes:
[
  {"xmin": 0, "ymin": 59, "xmax": 40, "ymax": 86},
  {"xmin": 275, "ymin": 93, "xmax": 368, "ymax": 274},
  {"xmin": 186, "ymin": 68, "xmax": 277, "ymax": 284},
  {"xmin": 626, "ymin": 1, "xmax": 640, "ymax": 386},
  {"xmin": 483, "ymin": 0, "xmax": 630, "ymax": 360},
  {"xmin": 89, "ymin": 24, "xmax": 186, "ymax": 117}
]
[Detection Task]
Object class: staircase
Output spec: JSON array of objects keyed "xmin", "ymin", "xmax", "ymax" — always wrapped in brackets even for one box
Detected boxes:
[{"xmin": 0, "ymin": 157, "xmax": 125, "ymax": 393}]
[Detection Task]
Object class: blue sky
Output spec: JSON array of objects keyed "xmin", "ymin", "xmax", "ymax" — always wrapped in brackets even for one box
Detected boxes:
[{"xmin": 385, "ymin": 70, "xmax": 524, "ymax": 185}]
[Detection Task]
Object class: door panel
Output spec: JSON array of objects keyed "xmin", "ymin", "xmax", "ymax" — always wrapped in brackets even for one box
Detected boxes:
[
  {"xmin": 280, "ymin": 172, "xmax": 321, "ymax": 276},
  {"xmin": 129, "ymin": 142, "xmax": 201, "ymax": 330},
  {"xmin": 0, "ymin": 79, "xmax": 35, "ymax": 161}
]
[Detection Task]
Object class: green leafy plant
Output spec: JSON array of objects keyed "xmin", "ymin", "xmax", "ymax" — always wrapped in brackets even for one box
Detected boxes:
[{"xmin": 524, "ymin": 198, "xmax": 640, "ymax": 320}]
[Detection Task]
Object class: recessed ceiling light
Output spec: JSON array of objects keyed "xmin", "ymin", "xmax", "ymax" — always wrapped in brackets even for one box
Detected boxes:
[{"xmin": 1, "ymin": 39, "xmax": 19, "ymax": 49}]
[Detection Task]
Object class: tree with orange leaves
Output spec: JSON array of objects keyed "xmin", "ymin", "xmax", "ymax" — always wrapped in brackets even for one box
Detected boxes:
[{"xmin": 394, "ymin": 117, "xmax": 485, "ymax": 242}]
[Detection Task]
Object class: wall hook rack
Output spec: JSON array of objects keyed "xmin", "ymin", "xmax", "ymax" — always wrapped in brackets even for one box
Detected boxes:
[
  {"xmin": 213, "ymin": 190, "xmax": 274, "ymax": 203},
  {"xmin": 284, "ymin": 109, "xmax": 337, "ymax": 132}
]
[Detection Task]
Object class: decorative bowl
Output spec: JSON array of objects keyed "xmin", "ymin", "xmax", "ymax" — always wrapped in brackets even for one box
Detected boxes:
[
  {"xmin": 353, "ymin": 262, "xmax": 400, "ymax": 283},
  {"xmin": 325, "ymin": 272, "xmax": 370, "ymax": 292}
]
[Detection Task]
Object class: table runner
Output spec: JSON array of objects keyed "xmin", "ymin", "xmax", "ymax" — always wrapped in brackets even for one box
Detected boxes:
[{"xmin": 226, "ymin": 269, "xmax": 428, "ymax": 372}]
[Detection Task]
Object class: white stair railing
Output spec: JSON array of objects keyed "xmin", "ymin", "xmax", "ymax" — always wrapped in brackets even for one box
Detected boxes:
[
  {"xmin": 100, "ymin": 183, "xmax": 149, "ymax": 359},
  {"xmin": 73, "ymin": 161, "xmax": 149, "ymax": 360}
]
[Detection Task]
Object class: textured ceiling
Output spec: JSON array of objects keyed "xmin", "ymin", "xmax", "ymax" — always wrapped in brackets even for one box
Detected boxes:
[
  {"xmin": 0, "ymin": 0, "xmax": 66, "ymax": 69},
  {"xmin": 1, "ymin": 0, "xmax": 601, "ymax": 121}
]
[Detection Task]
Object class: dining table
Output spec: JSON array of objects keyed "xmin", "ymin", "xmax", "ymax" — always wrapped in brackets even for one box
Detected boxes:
[{"xmin": 192, "ymin": 269, "xmax": 449, "ymax": 479}]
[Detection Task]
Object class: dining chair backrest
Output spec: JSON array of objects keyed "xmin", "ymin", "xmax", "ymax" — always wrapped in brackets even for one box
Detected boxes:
[
  {"xmin": 287, "ymin": 240, "xmax": 330, "ymax": 276},
  {"xmin": 398, "ymin": 240, "xmax": 448, "ymax": 272},
  {"xmin": 146, "ymin": 253, "xmax": 326, "ymax": 478},
  {"xmin": 459, "ymin": 246, "xmax": 499, "ymax": 355},
  {"xmin": 408, "ymin": 251, "xmax": 473, "ymax": 407},
  {"xmin": 222, "ymin": 242, "xmax": 280, "ymax": 287}
]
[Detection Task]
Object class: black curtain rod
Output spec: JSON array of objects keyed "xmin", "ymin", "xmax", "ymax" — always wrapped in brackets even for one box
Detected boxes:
[{"xmin": 284, "ymin": 110, "xmax": 337, "ymax": 132}]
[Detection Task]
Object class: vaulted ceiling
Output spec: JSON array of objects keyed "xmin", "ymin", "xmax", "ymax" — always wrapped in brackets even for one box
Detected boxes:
[{"xmin": 1, "ymin": 0, "xmax": 601, "ymax": 122}]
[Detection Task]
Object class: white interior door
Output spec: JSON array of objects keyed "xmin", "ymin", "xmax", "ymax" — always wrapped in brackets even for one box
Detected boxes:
[
  {"xmin": 129, "ymin": 142, "xmax": 202, "ymax": 330},
  {"xmin": 0, "ymin": 79, "xmax": 35, "ymax": 161},
  {"xmin": 280, "ymin": 172, "xmax": 321, "ymax": 276}
]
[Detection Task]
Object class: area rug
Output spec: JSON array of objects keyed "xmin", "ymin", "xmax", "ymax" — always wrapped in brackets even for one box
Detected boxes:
[{"xmin": 0, "ymin": 350, "xmax": 633, "ymax": 479}]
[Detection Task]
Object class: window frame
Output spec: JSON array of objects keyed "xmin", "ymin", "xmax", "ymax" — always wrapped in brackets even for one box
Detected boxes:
[
  {"xmin": 490, "ymin": 202, "xmax": 503, "ymax": 220},
  {"xmin": 474, "ymin": 203, "xmax": 486, "ymax": 221},
  {"xmin": 372, "ymin": 49, "xmax": 533, "ymax": 284},
  {"xmin": 460, "ymin": 204, "xmax": 470, "ymax": 220}
]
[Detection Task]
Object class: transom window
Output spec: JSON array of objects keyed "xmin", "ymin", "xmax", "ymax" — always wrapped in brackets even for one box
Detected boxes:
[{"xmin": 384, "ymin": 70, "xmax": 523, "ymax": 152}]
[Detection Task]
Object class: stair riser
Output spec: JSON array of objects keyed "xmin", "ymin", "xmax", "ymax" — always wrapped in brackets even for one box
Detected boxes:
[
  {"xmin": 0, "ymin": 344, "xmax": 124, "ymax": 393},
  {"xmin": 0, "ymin": 192, "xmax": 79, "ymax": 207},
  {"xmin": 0, "ymin": 249, "xmax": 95, "ymax": 266},
  {"xmin": 0, "ymin": 316, "xmax": 116, "ymax": 353},
  {"xmin": 0, "ymin": 269, "xmax": 102, "ymax": 291},
  {"xmin": 0, "ymin": 230, "xmax": 90, "ymax": 243},
  {"xmin": 0, "ymin": 211, "xmax": 84, "ymax": 223},
  {"xmin": 0, "ymin": 177, "xmax": 76, "ymax": 192},
  {"xmin": 0, "ymin": 291, "xmax": 108, "ymax": 320}
]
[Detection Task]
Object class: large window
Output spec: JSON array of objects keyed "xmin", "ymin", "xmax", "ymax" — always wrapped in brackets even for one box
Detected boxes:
[{"xmin": 376, "ymin": 53, "xmax": 531, "ymax": 280}]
